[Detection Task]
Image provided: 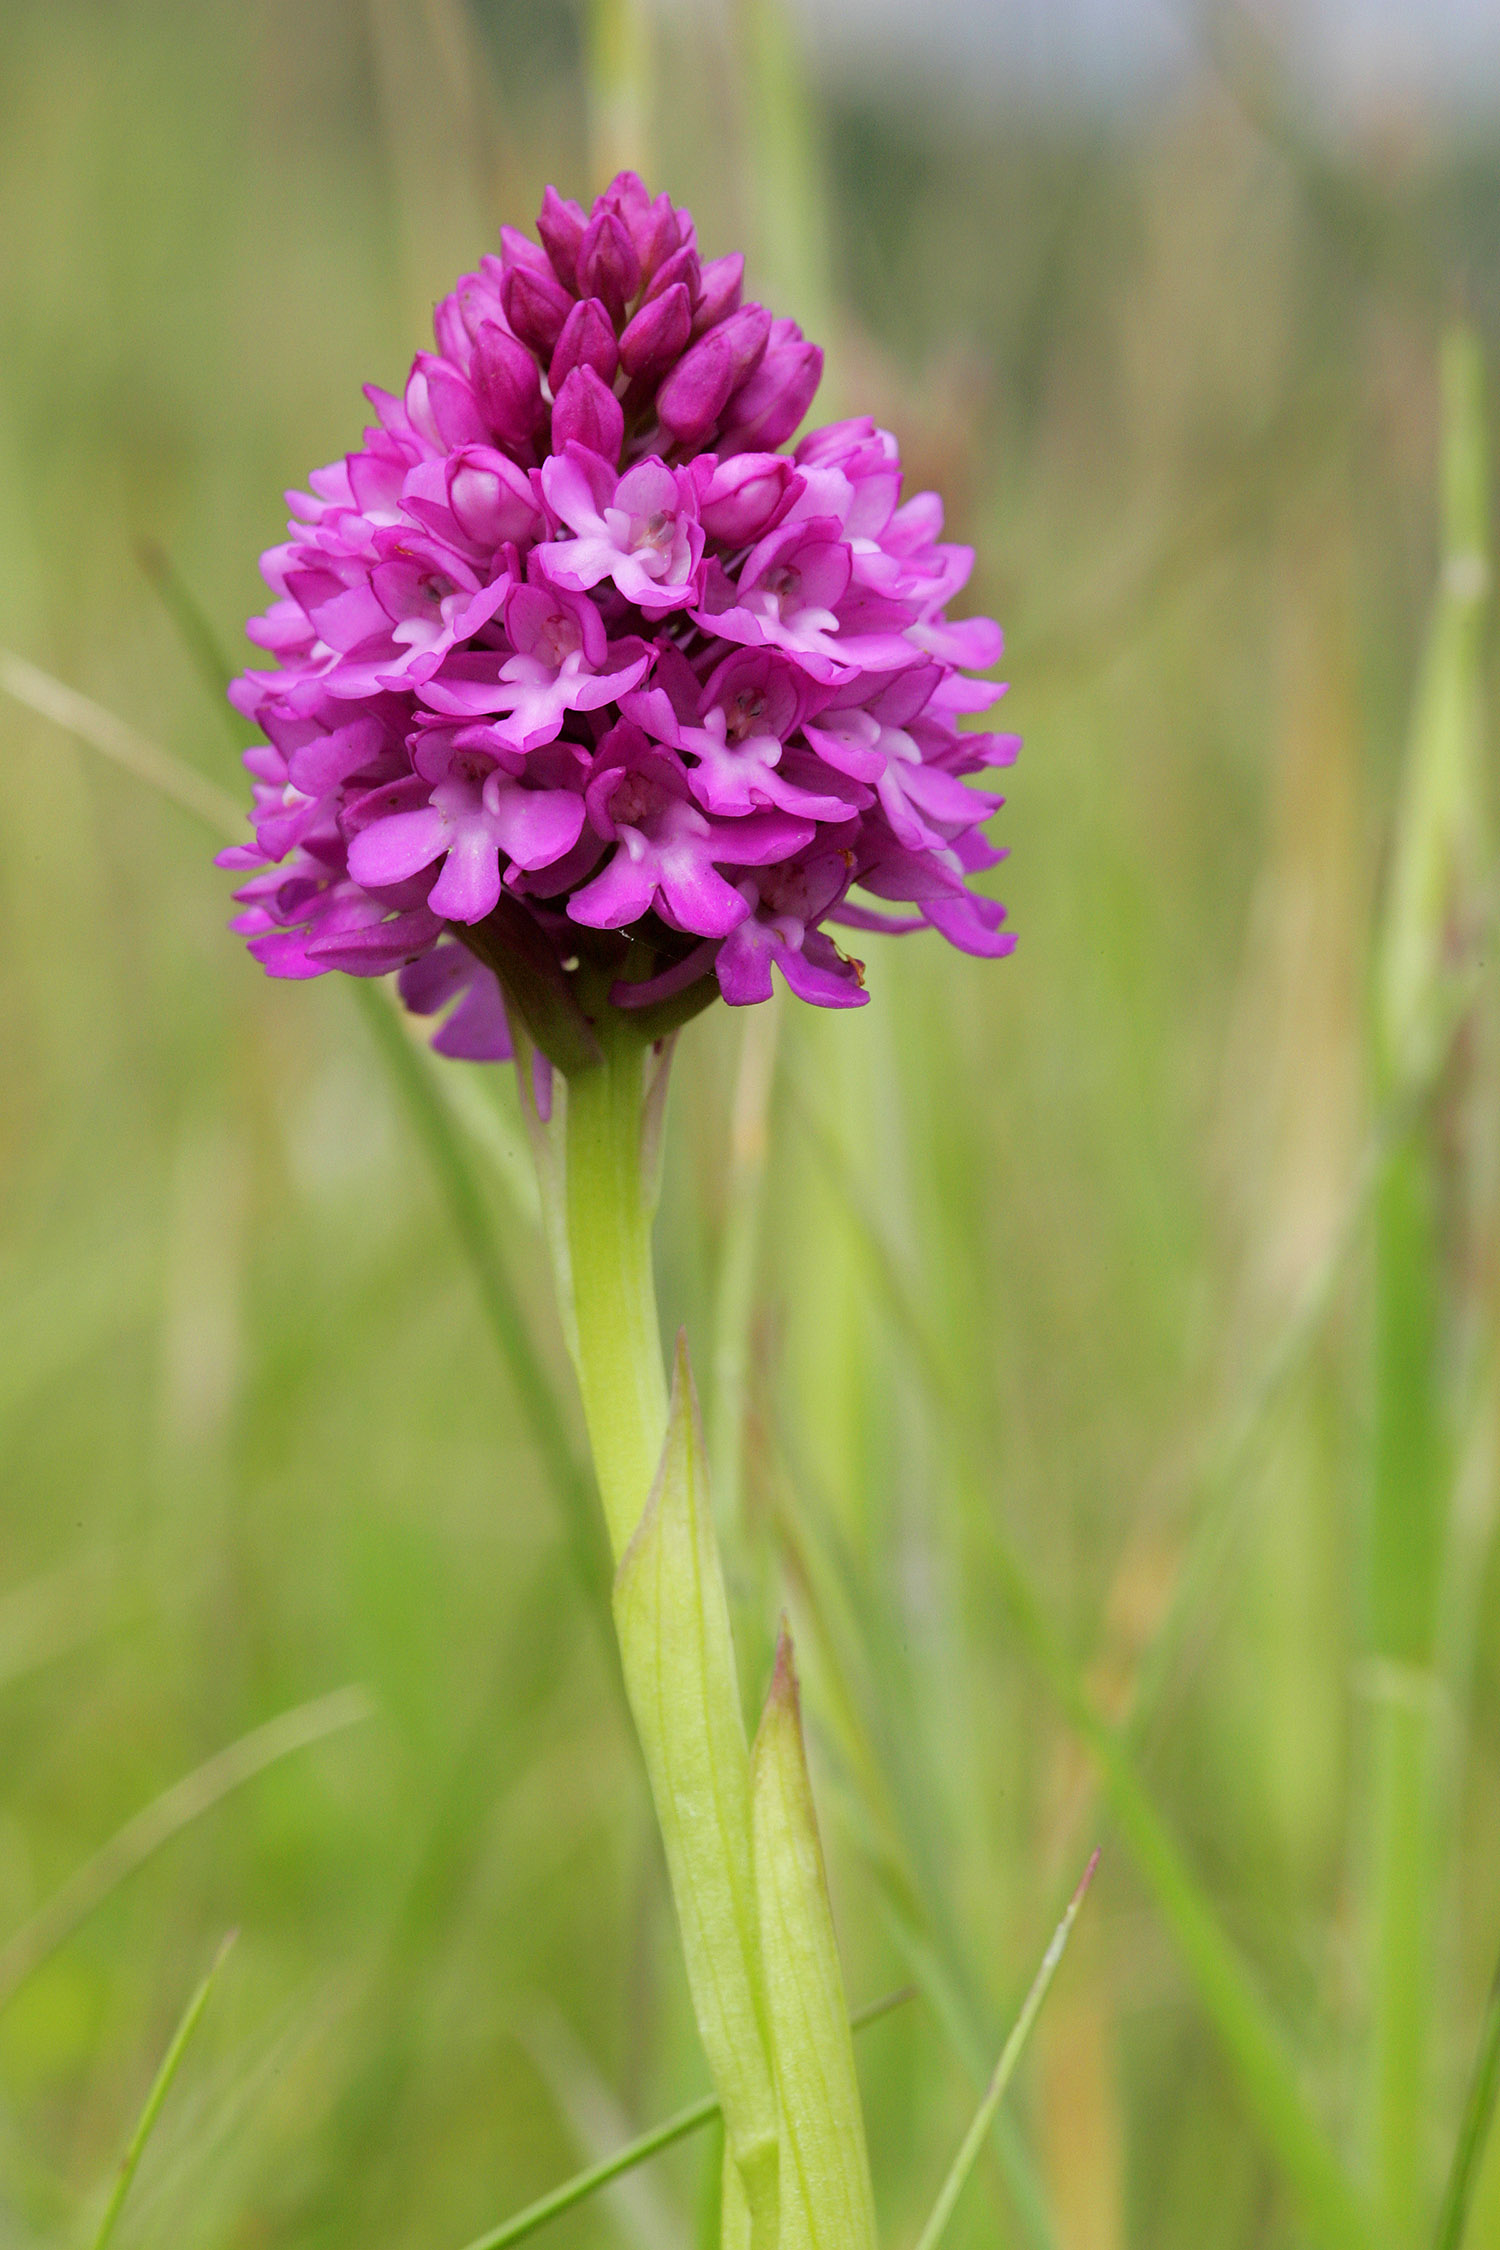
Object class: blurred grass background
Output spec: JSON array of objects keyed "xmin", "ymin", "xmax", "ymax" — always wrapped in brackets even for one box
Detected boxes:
[{"xmin": 2, "ymin": 2, "xmax": 1500, "ymax": 2246}]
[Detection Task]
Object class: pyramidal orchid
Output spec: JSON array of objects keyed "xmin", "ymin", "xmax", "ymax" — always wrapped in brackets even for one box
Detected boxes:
[
  {"xmin": 222, "ymin": 173, "xmax": 1019, "ymax": 2250},
  {"xmin": 221, "ymin": 170, "xmax": 1015, "ymax": 1075}
]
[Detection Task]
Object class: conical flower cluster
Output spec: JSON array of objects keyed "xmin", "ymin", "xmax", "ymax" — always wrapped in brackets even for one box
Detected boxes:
[{"xmin": 223, "ymin": 171, "xmax": 1017, "ymax": 1066}]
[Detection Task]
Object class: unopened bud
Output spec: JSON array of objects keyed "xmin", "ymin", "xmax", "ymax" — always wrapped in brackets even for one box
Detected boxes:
[
  {"xmin": 537, "ymin": 186, "xmax": 588, "ymax": 291},
  {"xmin": 695, "ymin": 452, "xmax": 800, "ymax": 545},
  {"xmin": 657, "ymin": 304, "xmax": 771, "ymax": 449},
  {"xmin": 619, "ymin": 283, "xmax": 693, "ymax": 383},
  {"xmin": 551, "ymin": 365, "xmax": 625, "ymax": 463},
  {"xmin": 471, "ymin": 323, "xmax": 547, "ymax": 450},
  {"xmin": 576, "ymin": 210, "xmax": 641, "ymax": 326},
  {"xmin": 719, "ymin": 322, "xmax": 823, "ymax": 452},
  {"xmin": 500, "ymin": 262, "xmax": 575, "ymax": 359},
  {"xmin": 693, "ymin": 255, "xmax": 743, "ymax": 334},
  {"xmin": 550, "ymin": 297, "xmax": 620, "ymax": 392}
]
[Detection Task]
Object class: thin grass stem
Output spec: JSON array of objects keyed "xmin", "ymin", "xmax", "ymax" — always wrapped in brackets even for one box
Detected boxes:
[
  {"xmin": 1364, "ymin": 324, "xmax": 1491, "ymax": 2243},
  {"xmin": 0, "ymin": 652, "xmax": 611, "ymax": 1638},
  {"xmin": 89, "ymin": 1930, "xmax": 237, "ymax": 2250},
  {"xmin": 454, "ymin": 1987, "xmax": 914, "ymax": 2250},
  {"xmin": 0, "ymin": 1687, "xmax": 372, "ymax": 2011},
  {"xmin": 786, "ymin": 1064, "xmax": 1375, "ymax": 2241},
  {"xmin": 1433, "ymin": 1953, "xmax": 1500, "ymax": 2250},
  {"xmin": 0, "ymin": 648, "xmax": 245, "ymax": 839},
  {"xmin": 709, "ymin": 994, "xmax": 781, "ymax": 1542},
  {"xmin": 911, "ymin": 1854, "xmax": 1099, "ymax": 2250},
  {"xmin": 349, "ymin": 984, "xmax": 609, "ymax": 1620},
  {"xmin": 976, "ymin": 1507, "xmax": 1380, "ymax": 2250},
  {"xmin": 736, "ymin": 0, "xmax": 832, "ymax": 346},
  {"xmin": 134, "ymin": 539, "xmax": 245, "ymax": 745}
]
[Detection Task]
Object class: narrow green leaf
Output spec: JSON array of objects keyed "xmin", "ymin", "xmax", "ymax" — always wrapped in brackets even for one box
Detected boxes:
[
  {"xmin": 0, "ymin": 648, "xmax": 613, "ymax": 1657},
  {"xmin": 349, "ymin": 982, "xmax": 608, "ymax": 1623},
  {"xmin": 613, "ymin": 1336, "xmax": 779, "ymax": 2237},
  {"xmin": 1377, "ymin": 324, "xmax": 1491, "ymax": 1087},
  {"xmin": 90, "ymin": 1930, "xmax": 236, "ymax": 2250},
  {"xmin": 977, "ymin": 1525, "xmax": 1380, "ymax": 2250},
  {"xmin": 912, "ymin": 1854, "xmax": 1098, "ymax": 2250},
  {"xmin": 786, "ymin": 1083, "xmax": 1376, "ymax": 2247},
  {"xmin": 750, "ymin": 1623, "xmax": 877, "ymax": 2250},
  {"xmin": 0, "ymin": 1686, "xmax": 372, "ymax": 2011},
  {"xmin": 1433, "ymin": 1953, "xmax": 1500, "ymax": 2250},
  {"xmin": 460, "ymin": 2095, "xmax": 720, "ymax": 2250},
  {"xmin": 134, "ymin": 538, "xmax": 244, "ymax": 745},
  {"xmin": 455, "ymin": 1992, "xmax": 912, "ymax": 2250},
  {"xmin": 0, "ymin": 648, "xmax": 245, "ymax": 839},
  {"xmin": 1365, "ymin": 321, "xmax": 1491, "ymax": 2244}
]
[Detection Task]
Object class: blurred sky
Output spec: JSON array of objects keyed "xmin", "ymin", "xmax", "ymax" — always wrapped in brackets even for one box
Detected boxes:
[{"xmin": 795, "ymin": 0, "xmax": 1500, "ymax": 120}]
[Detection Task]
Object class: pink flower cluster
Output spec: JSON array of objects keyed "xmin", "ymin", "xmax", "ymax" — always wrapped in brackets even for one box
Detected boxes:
[{"xmin": 223, "ymin": 172, "xmax": 1017, "ymax": 1068}]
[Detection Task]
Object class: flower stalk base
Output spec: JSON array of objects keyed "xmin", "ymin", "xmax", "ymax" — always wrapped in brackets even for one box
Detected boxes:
[{"xmin": 521, "ymin": 1008, "xmax": 876, "ymax": 2250}]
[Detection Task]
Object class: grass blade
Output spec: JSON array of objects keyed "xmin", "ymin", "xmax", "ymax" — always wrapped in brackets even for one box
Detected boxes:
[
  {"xmin": 911, "ymin": 1853, "xmax": 1099, "ymax": 2250},
  {"xmin": 788, "ymin": 1077, "xmax": 1374, "ymax": 2244},
  {"xmin": 978, "ymin": 1516, "xmax": 1379, "ymax": 2250},
  {"xmin": 134, "ymin": 539, "xmax": 245, "ymax": 745},
  {"xmin": 0, "ymin": 1686, "xmax": 372, "ymax": 2011},
  {"xmin": 0, "ymin": 648, "xmax": 245, "ymax": 839},
  {"xmin": 709, "ymin": 995, "xmax": 780, "ymax": 1539},
  {"xmin": 1433, "ymin": 1954, "xmax": 1500, "ymax": 2250},
  {"xmin": 0, "ymin": 652, "xmax": 609, "ymax": 1633},
  {"xmin": 1363, "ymin": 323, "xmax": 1491, "ymax": 2244},
  {"xmin": 90, "ymin": 1929, "xmax": 237, "ymax": 2250},
  {"xmin": 454, "ymin": 1988, "xmax": 913, "ymax": 2250},
  {"xmin": 348, "ymin": 983, "xmax": 608, "ymax": 1617},
  {"xmin": 460, "ymin": 2094, "xmax": 717, "ymax": 2250}
]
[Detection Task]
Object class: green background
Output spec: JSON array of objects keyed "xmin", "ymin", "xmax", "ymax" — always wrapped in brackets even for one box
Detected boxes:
[{"xmin": 1, "ymin": 4, "xmax": 1499, "ymax": 2245}]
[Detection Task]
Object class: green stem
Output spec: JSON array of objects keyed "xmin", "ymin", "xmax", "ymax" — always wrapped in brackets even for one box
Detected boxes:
[
  {"xmin": 912, "ymin": 1855, "xmax": 1098, "ymax": 2250},
  {"xmin": 353, "ymin": 986, "xmax": 610, "ymax": 1613},
  {"xmin": 1367, "ymin": 1677, "xmax": 1436, "ymax": 2240},
  {"xmin": 1433, "ymin": 1951, "xmax": 1500, "ymax": 2250},
  {"xmin": 91, "ymin": 1933, "xmax": 236, "ymax": 2250},
  {"xmin": 562, "ymin": 1020, "xmax": 671, "ymax": 1561}
]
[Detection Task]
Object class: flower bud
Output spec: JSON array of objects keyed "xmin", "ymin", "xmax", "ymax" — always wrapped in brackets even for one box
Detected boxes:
[
  {"xmin": 642, "ymin": 242, "xmax": 701, "ymax": 311},
  {"xmin": 536, "ymin": 185, "xmax": 588, "ymax": 290},
  {"xmin": 619, "ymin": 282, "xmax": 693, "ymax": 383},
  {"xmin": 431, "ymin": 291, "xmax": 472, "ymax": 370},
  {"xmin": 500, "ymin": 262, "xmax": 575, "ymax": 358},
  {"xmin": 597, "ymin": 171, "xmax": 676, "ymax": 276},
  {"xmin": 498, "ymin": 224, "xmax": 553, "ymax": 279},
  {"xmin": 632, "ymin": 189, "xmax": 688, "ymax": 284},
  {"xmin": 549, "ymin": 297, "xmax": 620, "ymax": 392},
  {"xmin": 693, "ymin": 254, "xmax": 743, "ymax": 333},
  {"xmin": 718, "ymin": 321, "xmax": 824, "ymax": 452},
  {"xmin": 408, "ymin": 353, "xmax": 487, "ymax": 448},
  {"xmin": 657, "ymin": 304, "xmax": 771, "ymax": 449},
  {"xmin": 576, "ymin": 210, "xmax": 641, "ymax": 326},
  {"xmin": 551, "ymin": 365, "xmax": 624, "ymax": 464},
  {"xmin": 695, "ymin": 452, "xmax": 801, "ymax": 545},
  {"xmin": 470, "ymin": 322, "xmax": 547, "ymax": 449},
  {"xmin": 446, "ymin": 446, "xmax": 543, "ymax": 548}
]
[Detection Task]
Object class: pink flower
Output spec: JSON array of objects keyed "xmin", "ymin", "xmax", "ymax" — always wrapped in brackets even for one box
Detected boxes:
[
  {"xmin": 537, "ymin": 446, "xmax": 704, "ymax": 613},
  {"xmin": 624, "ymin": 648, "xmax": 854, "ymax": 821},
  {"xmin": 416, "ymin": 581, "xmax": 651, "ymax": 749},
  {"xmin": 222, "ymin": 173, "xmax": 1016, "ymax": 1068},
  {"xmin": 345, "ymin": 729, "xmax": 587, "ymax": 923},
  {"xmin": 568, "ymin": 723, "xmax": 814, "ymax": 939}
]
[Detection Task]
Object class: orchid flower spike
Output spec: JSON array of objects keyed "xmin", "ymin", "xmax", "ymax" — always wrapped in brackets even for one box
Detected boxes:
[{"xmin": 222, "ymin": 173, "xmax": 1018, "ymax": 1071}]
